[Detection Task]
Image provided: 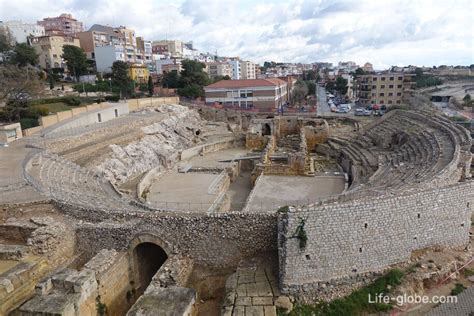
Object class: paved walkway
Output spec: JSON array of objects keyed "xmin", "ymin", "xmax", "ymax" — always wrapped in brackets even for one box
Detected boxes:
[
  {"xmin": 427, "ymin": 286, "xmax": 474, "ymax": 316},
  {"xmin": 222, "ymin": 256, "xmax": 281, "ymax": 316}
]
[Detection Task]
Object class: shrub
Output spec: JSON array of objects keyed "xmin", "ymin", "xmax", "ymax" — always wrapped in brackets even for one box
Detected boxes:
[
  {"xmin": 451, "ymin": 283, "xmax": 466, "ymax": 296},
  {"xmin": 105, "ymin": 95, "xmax": 120, "ymax": 102},
  {"xmin": 63, "ymin": 96, "xmax": 81, "ymax": 106},
  {"xmin": 20, "ymin": 118, "xmax": 39, "ymax": 129}
]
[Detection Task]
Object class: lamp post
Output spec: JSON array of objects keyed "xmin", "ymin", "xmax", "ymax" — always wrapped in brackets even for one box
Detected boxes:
[{"xmin": 108, "ymin": 78, "xmax": 112, "ymax": 93}]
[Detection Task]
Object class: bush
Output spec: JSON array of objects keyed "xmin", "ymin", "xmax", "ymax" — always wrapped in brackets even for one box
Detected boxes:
[
  {"xmin": 20, "ymin": 118, "xmax": 39, "ymax": 129},
  {"xmin": 451, "ymin": 283, "xmax": 466, "ymax": 296},
  {"xmin": 105, "ymin": 95, "xmax": 120, "ymax": 102},
  {"xmin": 290, "ymin": 269, "xmax": 405, "ymax": 316},
  {"xmin": 63, "ymin": 96, "xmax": 81, "ymax": 106}
]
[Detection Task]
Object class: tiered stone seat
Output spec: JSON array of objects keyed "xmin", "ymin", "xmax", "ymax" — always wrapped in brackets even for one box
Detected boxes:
[
  {"xmin": 337, "ymin": 111, "xmax": 468, "ymax": 194},
  {"xmin": 34, "ymin": 153, "xmax": 132, "ymax": 211}
]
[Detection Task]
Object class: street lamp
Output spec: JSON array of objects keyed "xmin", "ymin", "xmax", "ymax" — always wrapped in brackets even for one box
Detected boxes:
[{"xmin": 108, "ymin": 78, "xmax": 112, "ymax": 93}]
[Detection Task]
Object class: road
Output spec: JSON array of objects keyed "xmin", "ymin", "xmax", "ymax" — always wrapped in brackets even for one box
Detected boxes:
[{"xmin": 316, "ymin": 85, "xmax": 331, "ymax": 116}]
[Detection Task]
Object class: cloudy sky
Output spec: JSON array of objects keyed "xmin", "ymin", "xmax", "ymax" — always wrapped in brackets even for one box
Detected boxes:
[{"xmin": 1, "ymin": 0, "xmax": 472, "ymax": 69}]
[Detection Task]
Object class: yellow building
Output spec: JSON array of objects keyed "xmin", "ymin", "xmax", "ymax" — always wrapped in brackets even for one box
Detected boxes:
[
  {"xmin": 129, "ymin": 64, "xmax": 149, "ymax": 83},
  {"xmin": 30, "ymin": 35, "xmax": 80, "ymax": 69}
]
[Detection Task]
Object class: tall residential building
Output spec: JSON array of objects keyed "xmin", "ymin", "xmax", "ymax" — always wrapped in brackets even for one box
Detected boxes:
[
  {"xmin": 38, "ymin": 13, "xmax": 83, "ymax": 35},
  {"xmin": 204, "ymin": 78, "xmax": 288, "ymax": 110},
  {"xmin": 204, "ymin": 62, "xmax": 233, "ymax": 79},
  {"xmin": 356, "ymin": 73, "xmax": 416, "ymax": 106},
  {"xmin": 75, "ymin": 30, "xmax": 109, "ymax": 59},
  {"xmin": 30, "ymin": 34, "xmax": 80, "ymax": 69},
  {"xmin": 228, "ymin": 59, "xmax": 241, "ymax": 80},
  {"xmin": 94, "ymin": 45, "xmax": 125, "ymax": 72},
  {"xmin": 152, "ymin": 40, "xmax": 183, "ymax": 58},
  {"xmin": 136, "ymin": 37, "xmax": 153, "ymax": 64},
  {"xmin": 0, "ymin": 21, "xmax": 44, "ymax": 44},
  {"xmin": 240, "ymin": 60, "xmax": 256, "ymax": 79}
]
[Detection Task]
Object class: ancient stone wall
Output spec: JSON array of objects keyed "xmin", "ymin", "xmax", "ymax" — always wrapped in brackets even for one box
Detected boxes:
[
  {"xmin": 278, "ymin": 181, "xmax": 474, "ymax": 301},
  {"xmin": 71, "ymin": 210, "xmax": 278, "ymax": 267}
]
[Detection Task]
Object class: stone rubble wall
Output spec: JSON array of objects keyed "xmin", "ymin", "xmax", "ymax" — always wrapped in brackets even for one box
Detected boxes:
[
  {"xmin": 96, "ymin": 105, "xmax": 204, "ymax": 184},
  {"xmin": 278, "ymin": 181, "xmax": 474, "ymax": 302}
]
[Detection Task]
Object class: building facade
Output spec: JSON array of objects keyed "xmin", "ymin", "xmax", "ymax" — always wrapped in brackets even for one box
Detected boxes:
[
  {"xmin": 136, "ymin": 37, "xmax": 153, "ymax": 64},
  {"xmin": 204, "ymin": 78, "xmax": 288, "ymax": 110},
  {"xmin": 152, "ymin": 40, "xmax": 183, "ymax": 58},
  {"xmin": 204, "ymin": 62, "xmax": 233, "ymax": 79},
  {"xmin": 30, "ymin": 35, "xmax": 81, "ymax": 69},
  {"xmin": 75, "ymin": 30, "xmax": 109, "ymax": 59},
  {"xmin": 94, "ymin": 45, "xmax": 125, "ymax": 73},
  {"xmin": 356, "ymin": 73, "xmax": 416, "ymax": 106},
  {"xmin": 38, "ymin": 13, "xmax": 83, "ymax": 35},
  {"xmin": 0, "ymin": 21, "xmax": 44, "ymax": 44},
  {"xmin": 240, "ymin": 60, "xmax": 256, "ymax": 79},
  {"xmin": 129, "ymin": 64, "xmax": 150, "ymax": 83}
]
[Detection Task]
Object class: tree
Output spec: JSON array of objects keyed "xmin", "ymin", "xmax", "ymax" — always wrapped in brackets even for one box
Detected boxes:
[
  {"xmin": 10, "ymin": 43, "xmax": 38, "ymax": 67},
  {"xmin": 305, "ymin": 70, "xmax": 318, "ymax": 81},
  {"xmin": 162, "ymin": 70, "xmax": 179, "ymax": 89},
  {"xmin": 179, "ymin": 59, "xmax": 209, "ymax": 87},
  {"xmin": 292, "ymin": 81, "xmax": 309, "ymax": 106},
  {"xmin": 177, "ymin": 84, "xmax": 204, "ymax": 99},
  {"xmin": 111, "ymin": 61, "xmax": 130, "ymax": 99},
  {"xmin": 147, "ymin": 76, "xmax": 154, "ymax": 96},
  {"xmin": 306, "ymin": 81, "xmax": 316, "ymax": 95},
  {"xmin": 335, "ymin": 77, "xmax": 348, "ymax": 95},
  {"xmin": 354, "ymin": 67, "xmax": 366, "ymax": 77},
  {"xmin": 62, "ymin": 45, "xmax": 88, "ymax": 81},
  {"xmin": 0, "ymin": 65, "xmax": 42, "ymax": 124},
  {"xmin": 0, "ymin": 29, "xmax": 11, "ymax": 53},
  {"xmin": 463, "ymin": 94, "xmax": 471, "ymax": 107}
]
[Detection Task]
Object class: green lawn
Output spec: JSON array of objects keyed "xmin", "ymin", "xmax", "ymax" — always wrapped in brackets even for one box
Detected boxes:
[{"xmin": 32, "ymin": 103, "xmax": 76, "ymax": 114}]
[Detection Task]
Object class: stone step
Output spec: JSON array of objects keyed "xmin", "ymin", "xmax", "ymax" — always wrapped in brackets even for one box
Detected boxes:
[{"xmin": 0, "ymin": 244, "xmax": 30, "ymax": 260}]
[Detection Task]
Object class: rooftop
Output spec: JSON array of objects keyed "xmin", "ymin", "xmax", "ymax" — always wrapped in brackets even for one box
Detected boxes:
[{"xmin": 205, "ymin": 78, "xmax": 287, "ymax": 89}]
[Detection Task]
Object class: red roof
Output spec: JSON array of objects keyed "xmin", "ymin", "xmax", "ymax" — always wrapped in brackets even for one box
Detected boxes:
[{"xmin": 206, "ymin": 78, "xmax": 287, "ymax": 89}]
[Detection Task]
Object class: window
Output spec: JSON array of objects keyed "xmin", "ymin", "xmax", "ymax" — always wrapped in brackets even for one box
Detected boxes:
[
  {"xmin": 380, "ymin": 93, "xmax": 384, "ymax": 96},
  {"xmin": 398, "ymin": 76, "xmax": 403, "ymax": 80},
  {"xmin": 380, "ymin": 85, "xmax": 385, "ymax": 89},
  {"xmin": 397, "ymin": 85, "xmax": 402, "ymax": 88},
  {"xmin": 397, "ymin": 92, "xmax": 402, "ymax": 96},
  {"xmin": 380, "ymin": 100, "xmax": 384, "ymax": 104},
  {"xmin": 371, "ymin": 93, "xmax": 376, "ymax": 97},
  {"xmin": 114, "ymin": 109, "xmax": 118, "ymax": 117},
  {"xmin": 388, "ymin": 100, "xmax": 393, "ymax": 104},
  {"xmin": 381, "ymin": 77, "xmax": 386, "ymax": 81},
  {"xmin": 371, "ymin": 100, "xmax": 376, "ymax": 104},
  {"xmin": 388, "ymin": 92, "xmax": 393, "ymax": 96},
  {"xmin": 389, "ymin": 85, "xmax": 394, "ymax": 88},
  {"xmin": 372, "ymin": 77, "xmax": 377, "ymax": 81},
  {"xmin": 396, "ymin": 100, "xmax": 401, "ymax": 104},
  {"xmin": 389, "ymin": 77, "xmax": 394, "ymax": 81},
  {"xmin": 372, "ymin": 85, "xmax": 376, "ymax": 89}
]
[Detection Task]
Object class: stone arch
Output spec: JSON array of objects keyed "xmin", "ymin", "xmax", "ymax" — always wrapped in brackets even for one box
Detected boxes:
[
  {"xmin": 129, "ymin": 233, "xmax": 172, "ymax": 294},
  {"xmin": 262, "ymin": 123, "xmax": 271, "ymax": 136}
]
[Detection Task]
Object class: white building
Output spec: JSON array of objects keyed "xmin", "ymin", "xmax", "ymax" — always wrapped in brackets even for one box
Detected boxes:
[
  {"xmin": 95, "ymin": 45, "xmax": 125, "ymax": 73},
  {"xmin": 0, "ymin": 21, "xmax": 45, "ymax": 44},
  {"xmin": 341, "ymin": 73, "xmax": 355, "ymax": 100},
  {"xmin": 228, "ymin": 59, "xmax": 241, "ymax": 80}
]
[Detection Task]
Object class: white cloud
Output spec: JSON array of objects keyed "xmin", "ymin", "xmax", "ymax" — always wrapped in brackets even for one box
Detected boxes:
[{"xmin": 0, "ymin": 0, "xmax": 472, "ymax": 68}]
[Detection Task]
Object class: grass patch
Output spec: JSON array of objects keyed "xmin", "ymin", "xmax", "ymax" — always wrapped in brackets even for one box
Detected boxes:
[
  {"xmin": 450, "ymin": 283, "xmax": 466, "ymax": 296},
  {"xmin": 32, "ymin": 103, "xmax": 75, "ymax": 114},
  {"xmin": 289, "ymin": 269, "xmax": 405, "ymax": 316},
  {"xmin": 462, "ymin": 268, "xmax": 474, "ymax": 277}
]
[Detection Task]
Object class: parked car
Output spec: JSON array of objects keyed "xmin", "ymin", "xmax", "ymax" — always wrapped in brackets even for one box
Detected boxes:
[
  {"xmin": 355, "ymin": 108, "xmax": 364, "ymax": 116},
  {"xmin": 363, "ymin": 109, "xmax": 372, "ymax": 116}
]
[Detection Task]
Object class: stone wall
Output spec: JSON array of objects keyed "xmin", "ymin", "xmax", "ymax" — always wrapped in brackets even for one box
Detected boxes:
[
  {"xmin": 278, "ymin": 181, "xmax": 474, "ymax": 302},
  {"xmin": 70, "ymin": 210, "xmax": 277, "ymax": 268}
]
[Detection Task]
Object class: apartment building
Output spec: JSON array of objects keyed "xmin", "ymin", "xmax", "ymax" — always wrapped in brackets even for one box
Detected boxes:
[
  {"xmin": 0, "ymin": 21, "xmax": 44, "ymax": 44},
  {"xmin": 227, "ymin": 59, "xmax": 241, "ymax": 80},
  {"xmin": 75, "ymin": 30, "xmax": 109, "ymax": 59},
  {"xmin": 240, "ymin": 60, "xmax": 256, "ymax": 79},
  {"xmin": 136, "ymin": 37, "xmax": 153, "ymax": 64},
  {"xmin": 38, "ymin": 13, "xmax": 83, "ymax": 35},
  {"xmin": 30, "ymin": 34, "xmax": 80, "ymax": 69},
  {"xmin": 152, "ymin": 40, "xmax": 183, "ymax": 58},
  {"xmin": 129, "ymin": 64, "xmax": 149, "ymax": 83},
  {"xmin": 204, "ymin": 78, "xmax": 288, "ymax": 110},
  {"xmin": 356, "ymin": 73, "xmax": 416, "ymax": 106},
  {"xmin": 204, "ymin": 62, "xmax": 232, "ymax": 79},
  {"xmin": 94, "ymin": 45, "xmax": 125, "ymax": 72}
]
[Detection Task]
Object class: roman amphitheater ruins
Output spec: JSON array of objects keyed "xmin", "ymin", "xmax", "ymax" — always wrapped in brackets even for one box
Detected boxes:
[{"xmin": 0, "ymin": 97, "xmax": 472, "ymax": 315}]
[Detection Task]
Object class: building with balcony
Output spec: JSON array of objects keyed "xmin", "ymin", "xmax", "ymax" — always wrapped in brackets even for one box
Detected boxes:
[
  {"xmin": 75, "ymin": 30, "xmax": 109, "ymax": 59},
  {"xmin": 240, "ymin": 60, "xmax": 256, "ymax": 79},
  {"xmin": 152, "ymin": 40, "xmax": 183, "ymax": 58},
  {"xmin": 355, "ymin": 73, "xmax": 416, "ymax": 106},
  {"xmin": 204, "ymin": 62, "xmax": 232, "ymax": 79},
  {"xmin": 204, "ymin": 78, "xmax": 288, "ymax": 110},
  {"xmin": 136, "ymin": 37, "xmax": 153, "ymax": 64},
  {"xmin": 38, "ymin": 13, "xmax": 83, "ymax": 36},
  {"xmin": 30, "ymin": 34, "xmax": 80, "ymax": 70},
  {"xmin": 0, "ymin": 21, "xmax": 44, "ymax": 44},
  {"xmin": 129, "ymin": 64, "xmax": 150, "ymax": 83}
]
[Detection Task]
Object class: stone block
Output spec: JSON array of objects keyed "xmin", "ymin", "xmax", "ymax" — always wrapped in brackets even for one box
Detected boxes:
[
  {"xmin": 35, "ymin": 278, "xmax": 53, "ymax": 295},
  {"xmin": 235, "ymin": 296, "xmax": 252, "ymax": 306},
  {"xmin": 245, "ymin": 306, "xmax": 265, "ymax": 316},
  {"xmin": 232, "ymin": 306, "xmax": 245, "ymax": 316},
  {"xmin": 264, "ymin": 306, "xmax": 277, "ymax": 316},
  {"xmin": 236, "ymin": 284, "xmax": 247, "ymax": 296},
  {"xmin": 252, "ymin": 296, "xmax": 273, "ymax": 305}
]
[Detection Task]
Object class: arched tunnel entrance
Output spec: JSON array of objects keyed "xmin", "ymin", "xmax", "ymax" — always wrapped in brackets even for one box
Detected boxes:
[
  {"xmin": 262, "ymin": 123, "xmax": 271, "ymax": 136},
  {"xmin": 133, "ymin": 242, "xmax": 168, "ymax": 294}
]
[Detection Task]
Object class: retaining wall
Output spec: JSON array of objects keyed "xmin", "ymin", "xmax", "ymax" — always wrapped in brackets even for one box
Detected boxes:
[{"xmin": 278, "ymin": 181, "xmax": 474, "ymax": 301}]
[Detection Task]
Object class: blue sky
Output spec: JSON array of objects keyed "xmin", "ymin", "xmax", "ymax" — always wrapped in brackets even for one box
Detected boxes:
[{"xmin": 1, "ymin": 0, "xmax": 473, "ymax": 69}]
